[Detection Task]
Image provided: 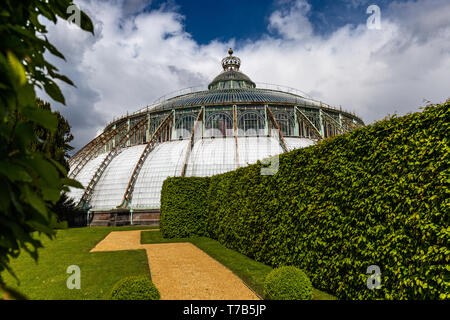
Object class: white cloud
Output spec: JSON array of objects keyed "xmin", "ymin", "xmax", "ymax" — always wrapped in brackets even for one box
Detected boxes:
[
  {"xmin": 41, "ymin": 0, "xmax": 450, "ymax": 151},
  {"xmin": 268, "ymin": 0, "xmax": 313, "ymax": 40}
]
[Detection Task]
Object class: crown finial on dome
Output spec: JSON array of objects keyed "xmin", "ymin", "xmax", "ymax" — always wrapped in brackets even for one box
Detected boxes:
[{"xmin": 222, "ymin": 48, "xmax": 241, "ymax": 71}]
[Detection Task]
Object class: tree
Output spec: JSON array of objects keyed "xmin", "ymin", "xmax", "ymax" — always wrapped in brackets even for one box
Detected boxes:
[
  {"xmin": 32, "ymin": 98, "xmax": 74, "ymax": 172},
  {"xmin": 52, "ymin": 192, "xmax": 85, "ymax": 226},
  {"xmin": 32, "ymin": 99, "xmax": 85, "ymax": 225},
  {"xmin": 0, "ymin": 0, "xmax": 93, "ymax": 297}
]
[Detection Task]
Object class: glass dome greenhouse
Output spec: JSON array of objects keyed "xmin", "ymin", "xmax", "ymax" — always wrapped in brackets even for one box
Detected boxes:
[{"xmin": 68, "ymin": 49, "xmax": 364, "ymax": 226}]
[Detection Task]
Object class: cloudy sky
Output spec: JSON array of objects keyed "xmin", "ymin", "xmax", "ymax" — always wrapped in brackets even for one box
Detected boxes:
[{"xmin": 39, "ymin": 0, "xmax": 450, "ymax": 152}]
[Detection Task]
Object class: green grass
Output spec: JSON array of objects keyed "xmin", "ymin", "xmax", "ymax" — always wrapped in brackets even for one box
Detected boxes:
[
  {"xmin": 141, "ymin": 231, "xmax": 336, "ymax": 300},
  {"xmin": 1, "ymin": 227, "xmax": 335, "ymax": 300},
  {"xmin": 1, "ymin": 226, "xmax": 156, "ymax": 300}
]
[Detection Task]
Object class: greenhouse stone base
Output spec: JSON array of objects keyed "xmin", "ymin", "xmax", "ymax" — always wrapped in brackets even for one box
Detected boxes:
[{"xmin": 88, "ymin": 209, "xmax": 160, "ymax": 227}]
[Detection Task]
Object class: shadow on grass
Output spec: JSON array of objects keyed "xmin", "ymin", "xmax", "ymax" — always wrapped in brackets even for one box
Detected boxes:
[
  {"xmin": 141, "ymin": 230, "xmax": 336, "ymax": 300},
  {"xmin": 1, "ymin": 226, "xmax": 156, "ymax": 300}
]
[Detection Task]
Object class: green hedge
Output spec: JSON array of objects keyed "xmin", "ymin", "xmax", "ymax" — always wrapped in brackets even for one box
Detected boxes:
[
  {"xmin": 264, "ymin": 266, "xmax": 312, "ymax": 300},
  {"xmin": 160, "ymin": 101, "xmax": 450, "ymax": 300},
  {"xmin": 160, "ymin": 177, "xmax": 210, "ymax": 238},
  {"xmin": 110, "ymin": 276, "xmax": 160, "ymax": 300}
]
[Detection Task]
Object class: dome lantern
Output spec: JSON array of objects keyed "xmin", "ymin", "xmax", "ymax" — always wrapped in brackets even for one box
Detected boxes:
[
  {"xmin": 208, "ymin": 48, "xmax": 256, "ymax": 90},
  {"xmin": 221, "ymin": 48, "xmax": 241, "ymax": 71}
]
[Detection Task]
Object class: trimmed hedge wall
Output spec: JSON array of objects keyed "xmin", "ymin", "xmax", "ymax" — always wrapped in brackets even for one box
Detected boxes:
[
  {"xmin": 160, "ymin": 101, "xmax": 450, "ymax": 300},
  {"xmin": 160, "ymin": 177, "xmax": 210, "ymax": 238}
]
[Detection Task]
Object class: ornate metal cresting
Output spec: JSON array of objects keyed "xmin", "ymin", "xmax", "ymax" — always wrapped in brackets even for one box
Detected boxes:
[
  {"xmin": 341, "ymin": 116, "xmax": 359, "ymax": 132},
  {"xmin": 295, "ymin": 106, "xmax": 324, "ymax": 140},
  {"xmin": 69, "ymin": 128, "xmax": 116, "ymax": 168},
  {"xmin": 77, "ymin": 116, "xmax": 149, "ymax": 209},
  {"xmin": 69, "ymin": 134, "xmax": 105, "ymax": 168},
  {"xmin": 119, "ymin": 110, "xmax": 175, "ymax": 208},
  {"xmin": 320, "ymin": 110, "xmax": 346, "ymax": 137},
  {"xmin": 69, "ymin": 122, "xmax": 128, "ymax": 179}
]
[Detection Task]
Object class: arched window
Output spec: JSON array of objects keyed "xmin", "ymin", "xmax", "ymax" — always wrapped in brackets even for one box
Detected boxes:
[
  {"xmin": 238, "ymin": 111, "xmax": 264, "ymax": 136},
  {"xmin": 175, "ymin": 114, "xmax": 196, "ymax": 139},
  {"xmin": 274, "ymin": 112, "xmax": 294, "ymax": 136},
  {"xmin": 206, "ymin": 112, "xmax": 233, "ymax": 137}
]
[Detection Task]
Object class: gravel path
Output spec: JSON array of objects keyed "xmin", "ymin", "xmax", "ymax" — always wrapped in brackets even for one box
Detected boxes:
[{"xmin": 90, "ymin": 230, "xmax": 259, "ymax": 300}]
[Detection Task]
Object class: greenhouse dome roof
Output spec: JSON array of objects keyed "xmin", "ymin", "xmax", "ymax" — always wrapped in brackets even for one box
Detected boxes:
[
  {"xmin": 142, "ymin": 49, "xmax": 326, "ymax": 113},
  {"xmin": 69, "ymin": 48, "xmax": 365, "ymax": 219},
  {"xmin": 150, "ymin": 88, "xmax": 311, "ymax": 111}
]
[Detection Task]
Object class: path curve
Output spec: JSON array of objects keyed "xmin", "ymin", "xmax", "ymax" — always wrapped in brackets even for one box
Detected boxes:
[{"xmin": 90, "ymin": 230, "xmax": 259, "ymax": 300}]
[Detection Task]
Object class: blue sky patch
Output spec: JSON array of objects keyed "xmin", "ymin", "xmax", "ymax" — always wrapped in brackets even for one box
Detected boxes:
[{"xmin": 145, "ymin": 0, "xmax": 406, "ymax": 43}]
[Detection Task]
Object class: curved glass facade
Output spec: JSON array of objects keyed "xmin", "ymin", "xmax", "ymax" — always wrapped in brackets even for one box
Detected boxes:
[
  {"xmin": 69, "ymin": 137, "xmax": 313, "ymax": 210},
  {"xmin": 69, "ymin": 49, "xmax": 364, "ymax": 215}
]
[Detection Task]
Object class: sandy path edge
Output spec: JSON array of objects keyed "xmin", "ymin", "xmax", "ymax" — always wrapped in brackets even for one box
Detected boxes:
[{"xmin": 90, "ymin": 230, "xmax": 260, "ymax": 300}]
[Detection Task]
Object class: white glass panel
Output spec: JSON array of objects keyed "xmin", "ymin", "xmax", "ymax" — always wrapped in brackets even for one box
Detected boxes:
[
  {"xmin": 185, "ymin": 137, "xmax": 237, "ymax": 177},
  {"xmin": 69, "ymin": 137, "xmax": 314, "ymax": 211},
  {"xmin": 237, "ymin": 137, "xmax": 283, "ymax": 167},
  {"xmin": 130, "ymin": 140, "xmax": 189, "ymax": 209},
  {"xmin": 89, "ymin": 145, "xmax": 146, "ymax": 210},
  {"xmin": 67, "ymin": 153, "xmax": 108, "ymax": 203},
  {"xmin": 284, "ymin": 137, "xmax": 315, "ymax": 151}
]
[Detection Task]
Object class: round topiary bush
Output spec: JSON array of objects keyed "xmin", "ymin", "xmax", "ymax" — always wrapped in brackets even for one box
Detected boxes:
[
  {"xmin": 110, "ymin": 276, "xmax": 160, "ymax": 300},
  {"xmin": 264, "ymin": 266, "xmax": 312, "ymax": 300}
]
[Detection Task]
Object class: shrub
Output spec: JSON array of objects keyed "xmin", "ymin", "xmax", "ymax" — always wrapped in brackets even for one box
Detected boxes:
[
  {"xmin": 160, "ymin": 101, "xmax": 450, "ymax": 299},
  {"xmin": 160, "ymin": 177, "xmax": 210, "ymax": 238},
  {"xmin": 110, "ymin": 276, "xmax": 160, "ymax": 300},
  {"xmin": 264, "ymin": 266, "xmax": 312, "ymax": 300}
]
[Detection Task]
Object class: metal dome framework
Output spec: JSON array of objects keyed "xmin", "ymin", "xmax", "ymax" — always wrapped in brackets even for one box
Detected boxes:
[{"xmin": 68, "ymin": 49, "xmax": 364, "ymax": 226}]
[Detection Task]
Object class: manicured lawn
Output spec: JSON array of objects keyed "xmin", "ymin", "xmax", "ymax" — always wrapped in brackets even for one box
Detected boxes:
[
  {"xmin": 1, "ymin": 226, "xmax": 156, "ymax": 300},
  {"xmin": 2, "ymin": 227, "xmax": 336, "ymax": 300},
  {"xmin": 141, "ymin": 231, "xmax": 337, "ymax": 300}
]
